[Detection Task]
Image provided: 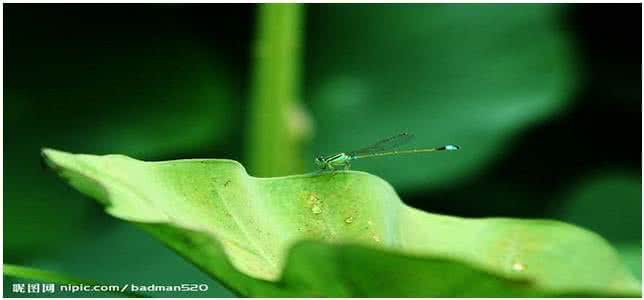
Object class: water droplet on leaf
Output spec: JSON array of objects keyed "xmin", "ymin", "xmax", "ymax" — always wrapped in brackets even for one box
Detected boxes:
[
  {"xmin": 512, "ymin": 262, "xmax": 525, "ymax": 272},
  {"xmin": 308, "ymin": 192, "xmax": 322, "ymax": 214}
]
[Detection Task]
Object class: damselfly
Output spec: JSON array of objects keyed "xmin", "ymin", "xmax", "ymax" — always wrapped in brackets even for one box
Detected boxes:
[{"xmin": 314, "ymin": 132, "xmax": 459, "ymax": 171}]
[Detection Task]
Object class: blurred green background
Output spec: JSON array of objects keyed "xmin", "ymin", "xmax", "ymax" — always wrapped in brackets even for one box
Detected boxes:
[{"xmin": 4, "ymin": 3, "xmax": 641, "ymax": 297}]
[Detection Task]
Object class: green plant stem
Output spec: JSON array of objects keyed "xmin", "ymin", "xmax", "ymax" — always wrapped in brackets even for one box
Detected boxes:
[{"xmin": 246, "ymin": 4, "xmax": 305, "ymax": 177}]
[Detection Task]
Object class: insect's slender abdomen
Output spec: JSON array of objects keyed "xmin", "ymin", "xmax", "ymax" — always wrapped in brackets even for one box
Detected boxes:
[
  {"xmin": 351, "ymin": 145, "xmax": 459, "ymax": 160},
  {"xmin": 438, "ymin": 144, "xmax": 460, "ymax": 151}
]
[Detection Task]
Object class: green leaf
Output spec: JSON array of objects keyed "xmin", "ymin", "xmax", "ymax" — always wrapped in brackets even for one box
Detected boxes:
[
  {"xmin": 554, "ymin": 172, "xmax": 641, "ymax": 243},
  {"xmin": 14, "ymin": 221, "xmax": 234, "ymax": 297},
  {"xmin": 4, "ymin": 264, "xmax": 94, "ymax": 286},
  {"xmin": 616, "ymin": 243, "xmax": 642, "ymax": 281},
  {"xmin": 306, "ymin": 5, "xmax": 578, "ymax": 190},
  {"xmin": 42, "ymin": 149, "xmax": 640, "ymax": 297},
  {"xmin": 3, "ymin": 264, "xmax": 144, "ymax": 297},
  {"xmin": 5, "ymin": 34, "xmax": 236, "ymax": 258}
]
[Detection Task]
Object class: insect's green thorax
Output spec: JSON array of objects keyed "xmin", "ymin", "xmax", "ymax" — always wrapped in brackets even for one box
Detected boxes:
[
  {"xmin": 316, "ymin": 152, "xmax": 352, "ymax": 170},
  {"xmin": 324, "ymin": 153, "xmax": 351, "ymax": 165}
]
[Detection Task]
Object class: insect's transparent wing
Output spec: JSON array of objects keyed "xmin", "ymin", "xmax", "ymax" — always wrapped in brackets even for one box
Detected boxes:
[{"xmin": 347, "ymin": 132, "xmax": 414, "ymax": 156}]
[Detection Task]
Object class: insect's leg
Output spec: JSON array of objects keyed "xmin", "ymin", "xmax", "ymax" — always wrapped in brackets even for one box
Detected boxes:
[
  {"xmin": 329, "ymin": 164, "xmax": 341, "ymax": 177},
  {"xmin": 315, "ymin": 163, "xmax": 330, "ymax": 176},
  {"xmin": 314, "ymin": 167, "xmax": 324, "ymax": 176},
  {"xmin": 344, "ymin": 161, "xmax": 351, "ymax": 170}
]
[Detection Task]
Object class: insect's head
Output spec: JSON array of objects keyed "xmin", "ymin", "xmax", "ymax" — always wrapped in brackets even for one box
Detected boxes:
[{"xmin": 314, "ymin": 155, "xmax": 326, "ymax": 168}]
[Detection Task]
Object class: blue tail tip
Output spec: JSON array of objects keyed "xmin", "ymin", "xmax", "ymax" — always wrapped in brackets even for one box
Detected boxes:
[{"xmin": 444, "ymin": 144, "xmax": 460, "ymax": 151}]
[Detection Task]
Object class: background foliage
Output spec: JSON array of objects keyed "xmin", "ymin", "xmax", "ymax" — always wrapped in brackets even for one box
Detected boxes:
[{"xmin": 4, "ymin": 4, "xmax": 641, "ymax": 297}]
